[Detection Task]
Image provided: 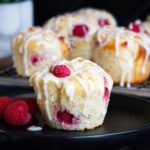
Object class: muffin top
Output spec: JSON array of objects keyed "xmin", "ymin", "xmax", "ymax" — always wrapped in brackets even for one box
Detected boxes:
[
  {"xmin": 44, "ymin": 8, "xmax": 117, "ymax": 42},
  {"xmin": 30, "ymin": 57, "xmax": 113, "ymax": 102},
  {"xmin": 44, "ymin": 13, "xmax": 98, "ymax": 41}
]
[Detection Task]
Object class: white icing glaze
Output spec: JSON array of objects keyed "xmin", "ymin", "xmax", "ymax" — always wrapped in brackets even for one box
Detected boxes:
[
  {"xmin": 97, "ymin": 26, "xmax": 150, "ymax": 87},
  {"xmin": 27, "ymin": 125, "xmax": 42, "ymax": 131},
  {"xmin": 44, "ymin": 13, "xmax": 99, "ymax": 43},
  {"xmin": 19, "ymin": 27, "xmax": 42, "ymax": 75},
  {"xmin": 17, "ymin": 28, "xmax": 63, "ymax": 76},
  {"xmin": 31, "ymin": 57, "xmax": 113, "ymax": 119},
  {"xmin": 43, "ymin": 74, "xmax": 53, "ymax": 121},
  {"xmin": 34, "ymin": 68, "xmax": 48, "ymax": 99}
]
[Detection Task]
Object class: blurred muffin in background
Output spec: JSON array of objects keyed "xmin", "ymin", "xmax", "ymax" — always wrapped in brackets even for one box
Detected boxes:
[
  {"xmin": 12, "ymin": 27, "xmax": 70, "ymax": 77},
  {"xmin": 128, "ymin": 16, "xmax": 150, "ymax": 36},
  {"xmin": 44, "ymin": 8, "xmax": 117, "ymax": 60},
  {"xmin": 93, "ymin": 26, "xmax": 150, "ymax": 87}
]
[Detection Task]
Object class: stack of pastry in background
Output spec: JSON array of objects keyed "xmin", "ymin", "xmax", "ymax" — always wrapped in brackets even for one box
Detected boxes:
[
  {"xmin": 44, "ymin": 8, "xmax": 117, "ymax": 60},
  {"xmin": 12, "ymin": 27, "xmax": 70, "ymax": 77},
  {"xmin": 12, "ymin": 8, "xmax": 116, "ymax": 77},
  {"xmin": 12, "ymin": 7, "xmax": 150, "ymax": 87},
  {"xmin": 11, "ymin": 7, "xmax": 150, "ymax": 131}
]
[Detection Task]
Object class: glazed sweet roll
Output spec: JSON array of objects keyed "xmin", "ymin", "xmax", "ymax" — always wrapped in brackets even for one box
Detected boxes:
[
  {"xmin": 12, "ymin": 27, "xmax": 70, "ymax": 77},
  {"xmin": 30, "ymin": 57, "xmax": 113, "ymax": 131},
  {"xmin": 44, "ymin": 8, "xmax": 117, "ymax": 60},
  {"xmin": 93, "ymin": 26, "xmax": 150, "ymax": 87}
]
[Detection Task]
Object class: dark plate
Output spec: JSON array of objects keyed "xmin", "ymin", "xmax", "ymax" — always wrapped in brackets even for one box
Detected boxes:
[{"xmin": 0, "ymin": 93, "xmax": 150, "ymax": 149}]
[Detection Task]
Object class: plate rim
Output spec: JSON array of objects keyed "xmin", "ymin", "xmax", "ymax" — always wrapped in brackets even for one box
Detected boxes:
[{"xmin": 0, "ymin": 93, "xmax": 150, "ymax": 140}]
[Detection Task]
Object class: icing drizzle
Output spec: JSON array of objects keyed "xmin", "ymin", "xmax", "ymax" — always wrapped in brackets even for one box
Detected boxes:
[
  {"xmin": 97, "ymin": 26, "xmax": 150, "ymax": 87},
  {"xmin": 30, "ymin": 57, "xmax": 113, "ymax": 121},
  {"xmin": 16, "ymin": 27, "xmax": 63, "ymax": 76}
]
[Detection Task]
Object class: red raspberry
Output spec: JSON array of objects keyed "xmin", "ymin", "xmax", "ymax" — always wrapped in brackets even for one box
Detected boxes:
[
  {"xmin": 103, "ymin": 87, "xmax": 110, "ymax": 102},
  {"xmin": 128, "ymin": 23, "xmax": 141, "ymax": 33},
  {"xmin": 98, "ymin": 18, "xmax": 110, "ymax": 27},
  {"xmin": 4, "ymin": 101, "xmax": 32, "ymax": 126},
  {"xmin": 72, "ymin": 24, "xmax": 89, "ymax": 37},
  {"xmin": 57, "ymin": 110, "xmax": 74, "ymax": 125},
  {"xmin": 14, "ymin": 98, "xmax": 38, "ymax": 114},
  {"xmin": 51, "ymin": 65, "xmax": 70, "ymax": 77},
  {"xmin": 30, "ymin": 54, "xmax": 44, "ymax": 65},
  {"xmin": 0, "ymin": 97, "xmax": 14, "ymax": 118}
]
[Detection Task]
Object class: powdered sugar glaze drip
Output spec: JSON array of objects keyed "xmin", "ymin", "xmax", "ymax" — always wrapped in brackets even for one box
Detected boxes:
[
  {"xmin": 30, "ymin": 57, "xmax": 113, "ymax": 122},
  {"xmin": 18, "ymin": 27, "xmax": 63, "ymax": 76},
  {"xmin": 97, "ymin": 26, "xmax": 150, "ymax": 87}
]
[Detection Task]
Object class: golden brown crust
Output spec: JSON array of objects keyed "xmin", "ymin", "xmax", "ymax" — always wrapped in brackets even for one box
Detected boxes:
[
  {"xmin": 12, "ymin": 29, "xmax": 70, "ymax": 77},
  {"xmin": 93, "ymin": 41, "xmax": 150, "ymax": 85}
]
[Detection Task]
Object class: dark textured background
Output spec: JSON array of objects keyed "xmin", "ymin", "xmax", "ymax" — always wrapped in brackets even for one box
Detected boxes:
[{"xmin": 33, "ymin": 0, "xmax": 150, "ymax": 26}]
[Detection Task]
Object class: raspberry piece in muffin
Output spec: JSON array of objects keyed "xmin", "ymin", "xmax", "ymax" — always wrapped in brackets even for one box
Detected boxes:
[{"xmin": 72, "ymin": 24, "xmax": 89, "ymax": 37}]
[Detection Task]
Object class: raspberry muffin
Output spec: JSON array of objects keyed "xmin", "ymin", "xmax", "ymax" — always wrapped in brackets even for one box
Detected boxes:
[
  {"xmin": 93, "ymin": 26, "xmax": 150, "ymax": 87},
  {"xmin": 76, "ymin": 8, "xmax": 117, "ymax": 28},
  {"xmin": 44, "ymin": 8, "xmax": 117, "ymax": 60},
  {"xmin": 30, "ymin": 57, "xmax": 113, "ymax": 131},
  {"xmin": 12, "ymin": 27, "xmax": 70, "ymax": 77}
]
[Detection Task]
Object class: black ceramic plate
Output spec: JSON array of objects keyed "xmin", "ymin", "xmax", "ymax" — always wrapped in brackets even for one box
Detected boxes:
[{"xmin": 0, "ymin": 93, "xmax": 150, "ymax": 149}]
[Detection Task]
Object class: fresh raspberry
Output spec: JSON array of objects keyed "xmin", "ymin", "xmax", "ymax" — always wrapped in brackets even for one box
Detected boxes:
[
  {"xmin": 14, "ymin": 98, "xmax": 38, "ymax": 114},
  {"xmin": 0, "ymin": 97, "xmax": 14, "ymax": 118},
  {"xmin": 72, "ymin": 24, "xmax": 89, "ymax": 37},
  {"xmin": 57, "ymin": 110, "xmax": 75, "ymax": 125},
  {"xmin": 98, "ymin": 18, "xmax": 110, "ymax": 27},
  {"xmin": 103, "ymin": 87, "xmax": 110, "ymax": 102},
  {"xmin": 51, "ymin": 65, "xmax": 70, "ymax": 77},
  {"xmin": 30, "ymin": 54, "xmax": 44, "ymax": 65},
  {"xmin": 128, "ymin": 22, "xmax": 141, "ymax": 33},
  {"xmin": 4, "ymin": 101, "xmax": 32, "ymax": 126}
]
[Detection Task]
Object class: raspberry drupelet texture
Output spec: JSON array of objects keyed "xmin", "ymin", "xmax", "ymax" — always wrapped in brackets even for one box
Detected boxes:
[
  {"xmin": 0, "ymin": 97, "xmax": 13, "ymax": 118},
  {"xmin": 51, "ymin": 65, "xmax": 71, "ymax": 77},
  {"xmin": 72, "ymin": 24, "xmax": 89, "ymax": 37},
  {"xmin": 128, "ymin": 22, "xmax": 141, "ymax": 33},
  {"xmin": 4, "ymin": 101, "xmax": 32, "ymax": 126},
  {"xmin": 14, "ymin": 98, "xmax": 38, "ymax": 114}
]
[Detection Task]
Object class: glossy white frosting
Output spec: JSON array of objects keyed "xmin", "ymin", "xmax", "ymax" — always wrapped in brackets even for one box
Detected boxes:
[
  {"xmin": 30, "ymin": 57, "xmax": 113, "ymax": 121},
  {"xmin": 97, "ymin": 26, "xmax": 150, "ymax": 87},
  {"xmin": 15, "ymin": 27, "xmax": 64, "ymax": 76}
]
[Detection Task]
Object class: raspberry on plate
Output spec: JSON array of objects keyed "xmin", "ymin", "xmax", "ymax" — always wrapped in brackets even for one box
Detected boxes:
[
  {"xmin": 4, "ymin": 101, "xmax": 32, "ymax": 126},
  {"xmin": 14, "ymin": 98, "xmax": 38, "ymax": 114},
  {"xmin": 0, "ymin": 97, "xmax": 14, "ymax": 118}
]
